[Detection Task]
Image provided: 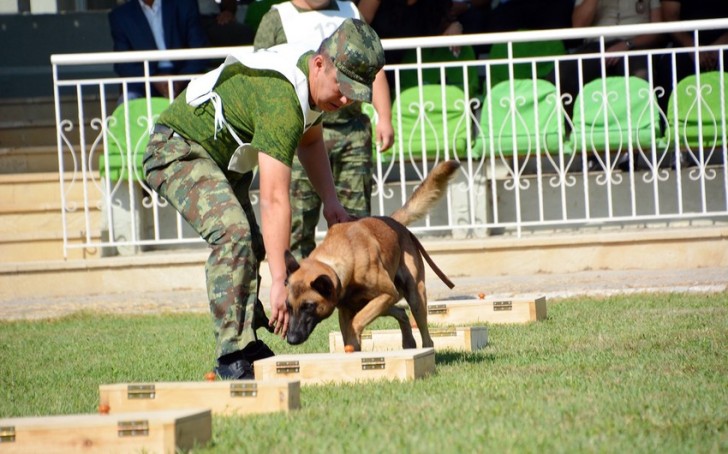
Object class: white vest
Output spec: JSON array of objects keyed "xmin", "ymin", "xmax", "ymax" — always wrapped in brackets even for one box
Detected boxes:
[
  {"xmin": 273, "ymin": 1, "xmax": 360, "ymax": 46},
  {"xmin": 185, "ymin": 44, "xmax": 322, "ymax": 173}
]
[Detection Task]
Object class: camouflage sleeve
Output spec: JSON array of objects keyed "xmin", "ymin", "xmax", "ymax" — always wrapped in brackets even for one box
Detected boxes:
[{"xmin": 253, "ymin": 9, "xmax": 287, "ymax": 50}]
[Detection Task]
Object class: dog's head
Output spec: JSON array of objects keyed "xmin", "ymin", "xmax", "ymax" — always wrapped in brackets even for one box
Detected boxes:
[{"xmin": 284, "ymin": 250, "xmax": 340, "ymax": 345}]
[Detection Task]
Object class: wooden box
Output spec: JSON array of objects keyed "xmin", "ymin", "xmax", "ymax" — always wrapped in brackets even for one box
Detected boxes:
[
  {"xmin": 254, "ymin": 348, "xmax": 436, "ymax": 385},
  {"xmin": 0, "ymin": 408, "xmax": 210, "ymax": 454},
  {"xmin": 426, "ymin": 296, "xmax": 547, "ymax": 325},
  {"xmin": 99, "ymin": 379, "xmax": 300, "ymax": 416},
  {"xmin": 328, "ymin": 326, "xmax": 488, "ymax": 353}
]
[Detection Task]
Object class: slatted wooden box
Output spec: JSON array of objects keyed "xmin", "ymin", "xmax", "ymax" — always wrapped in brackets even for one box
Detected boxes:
[
  {"xmin": 254, "ymin": 348, "xmax": 435, "ymax": 385},
  {"xmin": 0, "ymin": 408, "xmax": 211, "ymax": 454},
  {"xmin": 328, "ymin": 326, "xmax": 488, "ymax": 353},
  {"xmin": 426, "ymin": 296, "xmax": 547, "ymax": 325},
  {"xmin": 99, "ymin": 379, "xmax": 300, "ymax": 416}
]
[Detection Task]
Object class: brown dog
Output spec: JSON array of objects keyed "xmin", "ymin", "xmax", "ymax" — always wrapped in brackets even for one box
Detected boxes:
[{"xmin": 283, "ymin": 160, "xmax": 459, "ymax": 351}]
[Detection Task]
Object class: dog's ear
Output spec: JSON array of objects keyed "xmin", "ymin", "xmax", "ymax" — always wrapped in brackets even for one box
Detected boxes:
[
  {"xmin": 311, "ymin": 275, "xmax": 335, "ymax": 300},
  {"xmin": 284, "ymin": 250, "xmax": 300, "ymax": 276}
]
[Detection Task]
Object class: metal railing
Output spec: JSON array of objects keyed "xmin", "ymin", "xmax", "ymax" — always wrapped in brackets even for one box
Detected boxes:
[{"xmin": 51, "ymin": 19, "xmax": 728, "ymax": 257}]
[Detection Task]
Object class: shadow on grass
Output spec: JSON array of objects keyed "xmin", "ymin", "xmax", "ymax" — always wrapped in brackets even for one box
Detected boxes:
[
  {"xmin": 434, "ymin": 349, "xmax": 496, "ymax": 366},
  {"xmin": 435, "ymin": 293, "xmax": 476, "ymax": 301}
]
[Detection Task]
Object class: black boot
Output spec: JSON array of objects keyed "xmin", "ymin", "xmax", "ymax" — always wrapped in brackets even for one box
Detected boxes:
[
  {"xmin": 214, "ymin": 354, "xmax": 254, "ymax": 380},
  {"xmin": 241, "ymin": 339, "xmax": 275, "ymax": 362},
  {"xmin": 214, "ymin": 340, "xmax": 275, "ymax": 380}
]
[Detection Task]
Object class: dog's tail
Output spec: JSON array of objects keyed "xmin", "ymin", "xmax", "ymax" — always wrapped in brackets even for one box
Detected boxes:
[{"xmin": 390, "ymin": 160, "xmax": 460, "ymax": 226}]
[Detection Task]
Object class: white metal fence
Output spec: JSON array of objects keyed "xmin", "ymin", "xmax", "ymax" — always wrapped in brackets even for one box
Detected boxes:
[{"xmin": 51, "ymin": 19, "xmax": 728, "ymax": 257}]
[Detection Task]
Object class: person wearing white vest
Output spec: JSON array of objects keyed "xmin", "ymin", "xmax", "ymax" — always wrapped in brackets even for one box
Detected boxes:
[
  {"xmin": 255, "ymin": 0, "xmax": 394, "ymax": 260},
  {"xmin": 143, "ymin": 18, "xmax": 385, "ymax": 379}
]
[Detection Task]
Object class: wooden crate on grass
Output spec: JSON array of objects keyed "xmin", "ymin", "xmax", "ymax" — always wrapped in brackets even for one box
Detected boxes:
[
  {"xmin": 254, "ymin": 348, "xmax": 435, "ymax": 385},
  {"xmin": 99, "ymin": 379, "xmax": 300, "ymax": 416},
  {"xmin": 426, "ymin": 296, "xmax": 547, "ymax": 324},
  {"xmin": 0, "ymin": 408, "xmax": 210, "ymax": 454},
  {"xmin": 328, "ymin": 326, "xmax": 488, "ymax": 353}
]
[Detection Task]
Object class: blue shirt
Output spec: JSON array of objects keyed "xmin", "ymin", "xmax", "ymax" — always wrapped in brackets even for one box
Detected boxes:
[{"xmin": 138, "ymin": 0, "xmax": 173, "ymax": 69}]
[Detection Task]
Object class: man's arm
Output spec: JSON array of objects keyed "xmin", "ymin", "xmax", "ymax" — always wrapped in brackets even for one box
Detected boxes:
[
  {"xmin": 217, "ymin": 0, "xmax": 238, "ymax": 25},
  {"xmin": 661, "ymin": 0, "xmax": 721, "ymax": 69},
  {"xmin": 605, "ymin": 5, "xmax": 665, "ymax": 65},
  {"xmin": 713, "ymin": 31, "xmax": 728, "ymax": 46},
  {"xmin": 572, "ymin": 0, "xmax": 599, "ymax": 28},
  {"xmin": 258, "ymin": 152, "xmax": 292, "ymax": 337},
  {"xmin": 357, "ymin": 0, "xmax": 381, "ymax": 24},
  {"xmin": 371, "ymin": 69, "xmax": 394, "ymax": 152},
  {"xmin": 662, "ymin": 1, "xmax": 693, "ymax": 47},
  {"xmin": 631, "ymin": 5, "xmax": 665, "ymax": 49},
  {"xmin": 296, "ymin": 123, "xmax": 353, "ymax": 225}
]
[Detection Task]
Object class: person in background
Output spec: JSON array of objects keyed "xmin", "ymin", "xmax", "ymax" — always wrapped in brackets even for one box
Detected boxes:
[
  {"xmin": 143, "ymin": 19, "xmax": 385, "ymax": 379},
  {"xmin": 357, "ymin": 0, "xmax": 463, "ymax": 68},
  {"xmin": 548, "ymin": 0, "xmax": 664, "ymax": 113},
  {"xmin": 198, "ymin": 0, "xmax": 255, "ymax": 47},
  {"xmin": 450, "ymin": 0, "xmax": 491, "ymax": 35},
  {"xmin": 486, "ymin": 0, "xmax": 573, "ymax": 33},
  {"xmin": 254, "ymin": 0, "xmax": 394, "ymax": 259},
  {"xmin": 109, "ymin": 0, "xmax": 210, "ymax": 100},
  {"xmin": 658, "ymin": 0, "xmax": 728, "ymax": 87},
  {"xmin": 446, "ymin": 0, "xmax": 493, "ymax": 56}
]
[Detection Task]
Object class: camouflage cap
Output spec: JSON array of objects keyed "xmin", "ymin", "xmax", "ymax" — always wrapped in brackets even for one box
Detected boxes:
[{"xmin": 321, "ymin": 18, "xmax": 385, "ymax": 103}]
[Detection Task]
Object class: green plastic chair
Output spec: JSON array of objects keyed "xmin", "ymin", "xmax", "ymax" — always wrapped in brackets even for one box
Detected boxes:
[
  {"xmin": 399, "ymin": 46, "xmax": 480, "ymax": 100},
  {"xmin": 101, "ymin": 97, "xmax": 170, "ymax": 182},
  {"xmin": 472, "ymin": 79, "xmax": 567, "ymax": 158},
  {"xmin": 667, "ymin": 71, "xmax": 728, "ymax": 151},
  {"xmin": 487, "ymin": 38, "xmax": 566, "ymax": 91},
  {"xmin": 392, "ymin": 85, "xmax": 471, "ymax": 161},
  {"xmin": 570, "ymin": 76, "xmax": 661, "ymax": 154}
]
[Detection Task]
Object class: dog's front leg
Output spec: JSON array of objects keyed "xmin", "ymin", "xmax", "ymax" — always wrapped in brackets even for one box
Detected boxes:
[
  {"xmin": 351, "ymin": 293, "xmax": 398, "ymax": 346},
  {"xmin": 337, "ymin": 306, "xmax": 360, "ymax": 351}
]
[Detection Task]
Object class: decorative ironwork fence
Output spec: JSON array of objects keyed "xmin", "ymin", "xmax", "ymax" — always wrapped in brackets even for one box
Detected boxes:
[{"xmin": 51, "ymin": 19, "xmax": 728, "ymax": 257}]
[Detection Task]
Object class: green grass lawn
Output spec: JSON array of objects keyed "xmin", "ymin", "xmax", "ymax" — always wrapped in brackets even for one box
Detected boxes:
[{"xmin": 1, "ymin": 292, "xmax": 726, "ymax": 453}]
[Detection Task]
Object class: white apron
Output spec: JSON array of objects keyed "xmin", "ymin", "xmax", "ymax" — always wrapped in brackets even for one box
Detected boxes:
[
  {"xmin": 185, "ymin": 45, "xmax": 322, "ymax": 173},
  {"xmin": 273, "ymin": 0, "xmax": 359, "ymax": 45}
]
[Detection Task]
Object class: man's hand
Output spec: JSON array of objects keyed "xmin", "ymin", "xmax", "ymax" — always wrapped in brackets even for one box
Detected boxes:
[
  {"xmin": 443, "ymin": 21, "xmax": 463, "ymax": 57},
  {"xmin": 322, "ymin": 201, "xmax": 356, "ymax": 227},
  {"xmin": 217, "ymin": 10, "xmax": 235, "ymax": 25},
  {"xmin": 698, "ymin": 50, "xmax": 719, "ymax": 70},
  {"xmin": 152, "ymin": 81, "xmax": 171, "ymax": 99},
  {"xmin": 268, "ymin": 280, "xmax": 289, "ymax": 338},
  {"xmin": 605, "ymin": 41, "xmax": 630, "ymax": 66},
  {"xmin": 218, "ymin": 0, "xmax": 237, "ymax": 25},
  {"xmin": 375, "ymin": 119, "xmax": 395, "ymax": 152}
]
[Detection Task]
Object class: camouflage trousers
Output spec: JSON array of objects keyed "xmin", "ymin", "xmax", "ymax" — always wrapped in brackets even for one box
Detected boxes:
[
  {"xmin": 143, "ymin": 128, "xmax": 268, "ymax": 360},
  {"xmin": 290, "ymin": 115, "xmax": 373, "ymax": 259}
]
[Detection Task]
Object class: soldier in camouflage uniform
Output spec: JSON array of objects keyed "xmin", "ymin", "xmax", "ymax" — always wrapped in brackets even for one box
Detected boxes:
[
  {"xmin": 143, "ymin": 19, "xmax": 385, "ymax": 379},
  {"xmin": 254, "ymin": 0, "xmax": 394, "ymax": 260}
]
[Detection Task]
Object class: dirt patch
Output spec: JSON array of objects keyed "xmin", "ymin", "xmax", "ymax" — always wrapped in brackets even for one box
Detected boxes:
[{"xmin": 1, "ymin": 267, "xmax": 726, "ymax": 321}]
